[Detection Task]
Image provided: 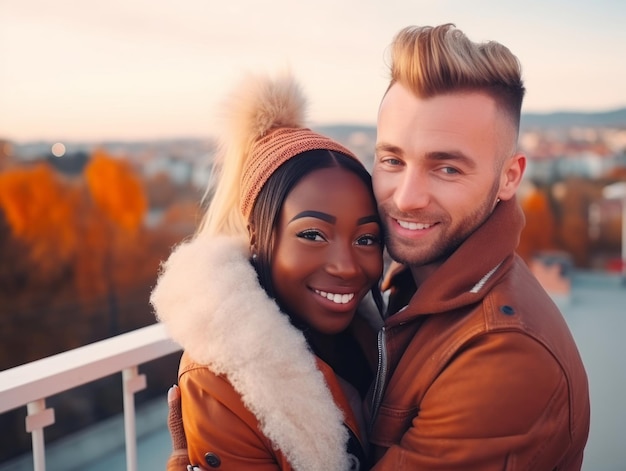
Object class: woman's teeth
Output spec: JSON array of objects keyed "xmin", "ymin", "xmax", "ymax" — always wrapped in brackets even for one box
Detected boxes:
[{"xmin": 314, "ymin": 290, "xmax": 355, "ymax": 304}]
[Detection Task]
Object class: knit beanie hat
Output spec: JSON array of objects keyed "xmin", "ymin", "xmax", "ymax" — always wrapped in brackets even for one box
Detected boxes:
[
  {"xmin": 232, "ymin": 73, "xmax": 360, "ymax": 220},
  {"xmin": 199, "ymin": 72, "xmax": 363, "ymax": 238},
  {"xmin": 240, "ymin": 127, "xmax": 359, "ymax": 219}
]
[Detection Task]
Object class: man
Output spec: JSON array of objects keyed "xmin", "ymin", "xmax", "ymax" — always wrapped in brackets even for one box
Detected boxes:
[
  {"xmin": 167, "ymin": 23, "xmax": 590, "ymax": 470},
  {"xmin": 367, "ymin": 24, "xmax": 589, "ymax": 469}
]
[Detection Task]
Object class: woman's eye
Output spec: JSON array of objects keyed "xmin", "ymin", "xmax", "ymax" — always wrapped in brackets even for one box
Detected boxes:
[
  {"xmin": 297, "ymin": 230, "xmax": 325, "ymax": 242},
  {"xmin": 356, "ymin": 234, "xmax": 381, "ymax": 246}
]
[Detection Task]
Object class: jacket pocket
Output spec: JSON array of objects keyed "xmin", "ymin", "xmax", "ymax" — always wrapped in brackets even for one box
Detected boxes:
[{"xmin": 370, "ymin": 404, "xmax": 418, "ymax": 447}]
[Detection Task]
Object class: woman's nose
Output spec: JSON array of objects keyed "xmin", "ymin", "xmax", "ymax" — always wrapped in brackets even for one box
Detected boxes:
[{"xmin": 326, "ymin": 244, "xmax": 360, "ymax": 279}]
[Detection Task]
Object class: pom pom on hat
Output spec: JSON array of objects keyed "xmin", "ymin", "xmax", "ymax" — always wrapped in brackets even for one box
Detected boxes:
[
  {"xmin": 219, "ymin": 71, "xmax": 360, "ymax": 220},
  {"xmin": 223, "ymin": 71, "xmax": 307, "ymax": 146}
]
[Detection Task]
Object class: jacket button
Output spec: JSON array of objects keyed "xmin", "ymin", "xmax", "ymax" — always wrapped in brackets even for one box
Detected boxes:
[
  {"xmin": 204, "ymin": 452, "xmax": 221, "ymax": 468},
  {"xmin": 499, "ymin": 305, "xmax": 515, "ymax": 316}
]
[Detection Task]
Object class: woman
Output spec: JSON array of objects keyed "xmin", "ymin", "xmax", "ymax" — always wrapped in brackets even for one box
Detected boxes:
[{"xmin": 150, "ymin": 71, "xmax": 384, "ymax": 471}]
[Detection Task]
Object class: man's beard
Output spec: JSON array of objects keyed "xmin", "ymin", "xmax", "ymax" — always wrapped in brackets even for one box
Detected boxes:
[{"xmin": 381, "ymin": 183, "xmax": 500, "ymax": 268}]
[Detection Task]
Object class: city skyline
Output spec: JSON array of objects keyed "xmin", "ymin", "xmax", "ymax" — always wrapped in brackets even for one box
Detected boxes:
[{"xmin": 1, "ymin": 0, "xmax": 625, "ymax": 142}]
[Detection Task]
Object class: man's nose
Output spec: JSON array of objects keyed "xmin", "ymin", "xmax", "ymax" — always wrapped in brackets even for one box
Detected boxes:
[{"xmin": 393, "ymin": 169, "xmax": 429, "ymax": 212}]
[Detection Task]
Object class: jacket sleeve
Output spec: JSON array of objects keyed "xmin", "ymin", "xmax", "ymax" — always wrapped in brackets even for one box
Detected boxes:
[
  {"xmin": 179, "ymin": 365, "xmax": 288, "ymax": 471},
  {"xmin": 371, "ymin": 332, "xmax": 575, "ymax": 470},
  {"xmin": 166, "ymin": 451, "xmax": 192, "ymax": 471},
  {"xmin": 166, "ymin": 383, "xmax": 192, "ymax": 471}
]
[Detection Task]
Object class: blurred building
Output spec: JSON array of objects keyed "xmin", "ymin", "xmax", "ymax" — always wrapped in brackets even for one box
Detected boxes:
[{"xmin": 0, "ymin": 140, "xmax": 13, "ymax": 171}]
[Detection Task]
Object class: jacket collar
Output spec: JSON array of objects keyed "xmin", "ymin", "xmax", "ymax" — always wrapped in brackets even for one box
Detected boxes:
[
  {"xmin": 150, "ymin": 235, "xmax": 352, "ymax": 471},
  {"xmin": 388, "ymin": 196, "xmax": 525, "ymax": 322}
]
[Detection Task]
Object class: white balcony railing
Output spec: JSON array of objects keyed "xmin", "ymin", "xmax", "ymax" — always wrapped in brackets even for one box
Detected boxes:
[{"xmin": 0, "ymin": 323, "xmax": 181, "ymax": 471}]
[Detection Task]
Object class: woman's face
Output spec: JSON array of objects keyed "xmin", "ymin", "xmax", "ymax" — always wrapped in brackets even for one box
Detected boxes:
[{"xmin": 271, "ymin": 167, "xmax": 383, "ymax": 335}]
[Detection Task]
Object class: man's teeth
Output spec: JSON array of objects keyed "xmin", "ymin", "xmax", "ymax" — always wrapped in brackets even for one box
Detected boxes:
[
  {"xmin": 314, "ymin": 290, "xmax": 355, "ymax": 304},
  {"xmin": 398, "ymin": 220, "xmax": 433, "ymax": 230}
]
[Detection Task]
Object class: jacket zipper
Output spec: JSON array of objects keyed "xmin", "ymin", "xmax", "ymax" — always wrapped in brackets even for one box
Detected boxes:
[{"xmin": 369, "ymin": 326, "xmax": 388, "ymax": 433}]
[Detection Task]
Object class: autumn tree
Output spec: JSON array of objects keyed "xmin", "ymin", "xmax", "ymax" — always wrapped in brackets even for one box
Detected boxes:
[
  {"xmin": 553, "ymin": 178, "xmax": 602, "ymax": 268},
  {"xmin": 81, "ymin": 149, "xmax": 149, "ymax": 334},
  {"xmin": 0, "ymin": 154, "xmax": 191, "ymax": 463},
  {"xmin": 0, "ymin": 149, "xmax": 183, "ymax": 354},
  {"xmin": 0, "ymin": 163, "xmax": 91, "ymax": 367},
  {"xmin": 84, "ymin": 148, "xmax": 147, "ymax": 234},
  {"xmin": 606, "ymin": 165, "xmax": 626, "ymax": 181},
  {"xmin": 0, "ymin": 151, "xmax": 151, "ymax": 342},
  {"xmin": 0, "ymin": 163, "xmax": 80, "ymax": 283},
  {"xmin": 518, "ymin": 186, "xmax": 557, "ymax": 262}
]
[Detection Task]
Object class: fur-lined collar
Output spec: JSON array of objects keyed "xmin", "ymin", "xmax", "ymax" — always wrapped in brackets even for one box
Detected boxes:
[{"xmin": 150, "ymin": 235, "xmax": 351, "ymax": 471}]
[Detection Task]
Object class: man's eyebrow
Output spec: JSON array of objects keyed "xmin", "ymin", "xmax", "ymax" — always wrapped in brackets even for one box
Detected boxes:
[
  {"xmin": 375, "ymin": 142, "xmax": 403, "ymax": 156},
  {"xmin": 426, "ymin": 150, "xmax": 477, "ymax": 169},
  {"xmin": 290, "ymin": 210, "xmax": 336, "ymax": 224}
]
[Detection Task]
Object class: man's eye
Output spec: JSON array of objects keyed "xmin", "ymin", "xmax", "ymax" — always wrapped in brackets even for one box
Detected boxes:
[
  {"xmin": 297, "ymin": 230, "xmax": 325, "ymax": 242},
  {"xmin": 441, "ymin": 166, "xmax": 461, "ymax": 175},
  {"xmin": 380, "ymin": 157, "xmax": 402, "ymax": 166}
]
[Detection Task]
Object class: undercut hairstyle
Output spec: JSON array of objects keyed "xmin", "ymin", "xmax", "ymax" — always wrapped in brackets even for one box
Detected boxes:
[
  {"xmin": 251, "ymin": 149, "xmax": 383, "ymax": 314},
  {"xmin": 387, "ymin": 24, "xmax": 525, "ymax": 136}
]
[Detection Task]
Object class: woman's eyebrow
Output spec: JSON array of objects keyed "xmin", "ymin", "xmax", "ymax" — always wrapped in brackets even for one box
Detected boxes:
[
  {"xmin": 290, "ymin": 210, "xmax": 335, "ymax": 224},
  {"xmin": 358, "ymin": 215, "xmax": 380, "ymax": 226},
  {"xmin": 290, "ymin": 211, "xmax": 380, "ymax": 226}
]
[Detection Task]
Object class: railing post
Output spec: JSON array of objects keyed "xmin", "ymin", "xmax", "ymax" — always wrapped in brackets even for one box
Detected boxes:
[
  {"xmin": 122, "ymin": 366, "xmax": 146, "ymax": 471},
  {"xmin": 25, "ymin": 399, "xmax": 55, "ymax": 471},
  {"xmin": 0, "ymin": 324, "xmax": 181, "ymax": 470}
]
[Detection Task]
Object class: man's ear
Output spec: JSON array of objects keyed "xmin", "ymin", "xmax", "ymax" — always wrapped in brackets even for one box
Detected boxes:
[{"xmin": 498, "ymin": 152, "xmax": 526, "ymax": 201}]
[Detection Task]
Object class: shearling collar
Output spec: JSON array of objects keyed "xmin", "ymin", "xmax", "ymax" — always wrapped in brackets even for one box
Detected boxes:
[{"xmin": 150, "ymin": 235, "xmax": 351, "ymax": 471}]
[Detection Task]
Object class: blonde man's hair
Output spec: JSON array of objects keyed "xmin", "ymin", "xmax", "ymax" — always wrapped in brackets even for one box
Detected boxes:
[{"xmin": 387, "ymin": 24, "xmax": 525, "ymax": 134}]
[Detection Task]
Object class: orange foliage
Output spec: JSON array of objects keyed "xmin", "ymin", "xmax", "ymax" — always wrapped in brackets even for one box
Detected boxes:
[
  {"xmin": 555, "ymin": 178, "xmax": 601, "ymax": 268},
  {"xmin": 84, "ymin": 149, "xmax": 147, "ymax": 233},
  {"xmin": 0, "ymin": 154, "xmax": 182, "ymax": 375},
  {"xmin": 606, "ymin": 166, "xmax": 626, "ymax": 180},
  {"xmin": 72, "ymin": 195, "xmax": 111, "ymax": 298},
  {"xmin": 518, "ymin": 188, "xmax": 556, "ymax": 262},
  {"xmin": 0, "ymin": 164, "xmax": 79, "ymax": 268}
]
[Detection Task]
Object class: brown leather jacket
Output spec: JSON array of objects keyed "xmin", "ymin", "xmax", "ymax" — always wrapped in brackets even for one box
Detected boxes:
[
  {"xmin": 178, "ymin": 352, "xmax": 370, "ymax": 470},
  {"xmin": 367, "ymin": 198, "xmax": 590, "ymax": 470},
  {"xmin": 151, "ymin": 235, "xmax": 380, "ymax": 471}
]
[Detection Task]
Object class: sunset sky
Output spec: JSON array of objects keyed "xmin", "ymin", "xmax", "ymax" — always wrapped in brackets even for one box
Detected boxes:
[{"xmin": 1, "ymin": 0, "xmax": 625, "ymax": 142}]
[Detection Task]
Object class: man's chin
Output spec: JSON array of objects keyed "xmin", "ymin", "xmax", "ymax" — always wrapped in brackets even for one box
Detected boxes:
[
  {"xmin": 386, "ymin": 244, "xmax": 420, "ymax": 266},
  {"xmin": 386, "ymin": 242, "xmax": 441, "ymax": 267}
]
